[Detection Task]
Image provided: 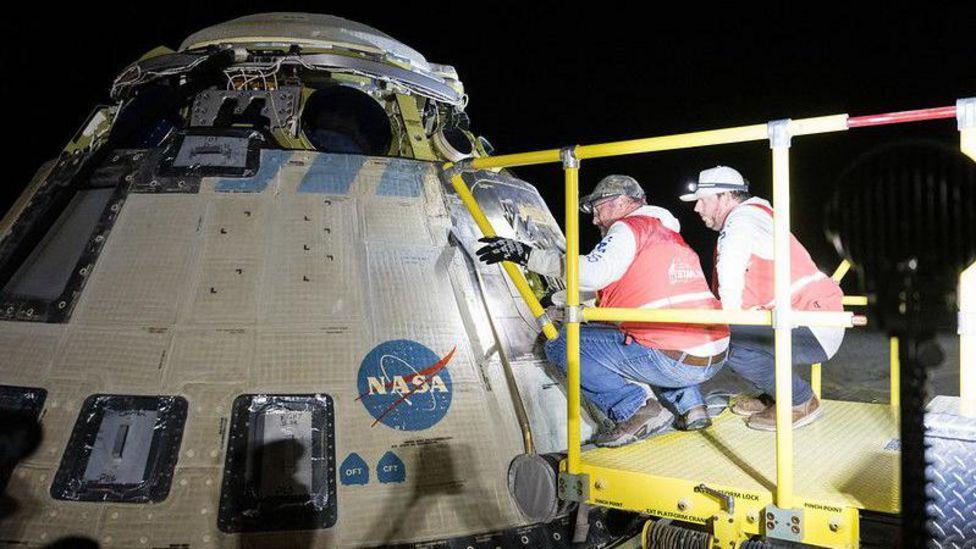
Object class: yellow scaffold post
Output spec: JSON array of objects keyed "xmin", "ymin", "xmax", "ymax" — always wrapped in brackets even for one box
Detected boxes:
[
  {"xmin": 769, "ymin": 119, "xmax": 795, "ymax": 510},
  {"xmin": 563, "ymin": 147, "xmax": 583, "ymax": 474},
  {"xmin": 890, "ymin": 336, "xmax": 901, "ymax": 412}
]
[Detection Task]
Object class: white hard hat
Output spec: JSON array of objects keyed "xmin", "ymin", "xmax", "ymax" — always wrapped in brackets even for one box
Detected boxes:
[{"xmin": 679, "ymin": 165, "xmax": 749, "ymax": 202}]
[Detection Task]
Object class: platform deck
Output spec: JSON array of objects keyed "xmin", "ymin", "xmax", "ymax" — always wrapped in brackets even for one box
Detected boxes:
[{"xmin": 580, "ymin": 400, "xmax": 900, "ymax": 515}]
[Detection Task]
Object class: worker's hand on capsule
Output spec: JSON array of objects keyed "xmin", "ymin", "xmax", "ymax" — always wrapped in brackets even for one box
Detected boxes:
[{"xmin": 476, "ymin": 236, "xmax": 532, "ymax": 266}]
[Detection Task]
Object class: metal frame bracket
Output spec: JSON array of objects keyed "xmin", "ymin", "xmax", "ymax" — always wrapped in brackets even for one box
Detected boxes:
[
  {"xmin": 767, "ymin": 119, "xmax": 793, "ymax": 149},
  {"xmin": 560, "ymin": 146, "xmax": 580, "ymax": 169},
  {"xmin": 771, "ymin": 308, "xmax": 793, "ymax": 331},
  {"xmin": 557, "ymin": 471, "xmax": 590, "ymax": 502},
  {"xmin": 957, "ymin": 97, "xmax": 976, "ymax": 130},
  {"xmin": 442, "ymin": 159, "xmax": 475, "ymax": 179},
  {"xmin": 565, "ymin": 305, "xmax": 584, "ymax": 324},
  {"xmin": 709, "ymin": 510, "xmax": 742, "ymax": 547},
  {"xmin": 763, "ymin": 504, "xmax": 804, "ymax": 542},
  {"xmin": 536, "ymin": 311, "xmax": 554, "ymax": 331},
  {"xmin": 395, "ymin": 93, "xmax": 437, "ymax": 160}
]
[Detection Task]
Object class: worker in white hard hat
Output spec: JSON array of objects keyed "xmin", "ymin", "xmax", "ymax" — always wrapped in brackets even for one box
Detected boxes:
[
  {"xmin": 476, "ymin": 175, "xmax": 729, "ymax": 447},
  {"xmin": 680, "ymin": 165, "xmax": 845, "ymax": 430}
]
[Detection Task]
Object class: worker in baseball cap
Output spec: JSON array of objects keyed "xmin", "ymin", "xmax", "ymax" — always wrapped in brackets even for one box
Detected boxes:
[
  {"xmin": 476, "ymin": 175, "xmax": 729, "ymax": 446},
  {"xmin": 681, "ymin": 165, "xmax": 845, "ymax": 430},
  {"xmin": 579, "ymin": 174, "xmax": 646, "ymax": 215}
]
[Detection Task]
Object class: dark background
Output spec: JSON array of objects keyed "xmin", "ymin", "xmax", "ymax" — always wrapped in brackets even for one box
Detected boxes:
[{"xmin": 1, "ymin": 2, "xmax": 973, "ymax": 280}]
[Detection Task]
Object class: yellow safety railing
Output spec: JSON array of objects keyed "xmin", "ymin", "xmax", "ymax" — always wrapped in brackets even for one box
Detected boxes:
[
  {"xmin": 445, "ymin": 99, "xmax": 976, "ymax": 516},
  {"xmin": 447, "ymin": 114, "xmax": 855, "ymax": 510},
  {"xmin": 465, "ymin": 115, "xmax": 848, "ymax": 170},
  {"xmin": 563, "ymin": 148, "xmax": 583, "ymax": 466}
]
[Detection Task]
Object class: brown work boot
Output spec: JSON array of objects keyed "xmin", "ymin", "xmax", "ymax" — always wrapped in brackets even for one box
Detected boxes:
[
  {"xmin": 730, "ymin": 393, "xmax": 774, "ymax": 417},
  {"xmin": 746, "ymin": 396, "xmax": 823, "ymax": 431},
  {"xmin": 594, "ymin": 399, "xmax": 673, "ymax": 448}
]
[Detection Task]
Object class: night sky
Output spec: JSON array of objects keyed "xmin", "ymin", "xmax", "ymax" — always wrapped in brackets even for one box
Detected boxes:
[{"xmin": 2, "ymin": 3, "xmax": 973, "ymax": 276}]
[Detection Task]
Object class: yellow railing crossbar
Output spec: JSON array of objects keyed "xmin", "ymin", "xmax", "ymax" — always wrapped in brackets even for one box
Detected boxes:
[
  {"xmin": 583, "ymin": 307, "xmax": 855, "ymax": 328},
  {"xmin": 468, "ymin": 115, "xmax": 848, "ymax": 170}
]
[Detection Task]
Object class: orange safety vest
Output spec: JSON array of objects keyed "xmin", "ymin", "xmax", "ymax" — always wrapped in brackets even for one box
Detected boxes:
[
  {"xmin": 598, "ymin": 215, "xmax": 729, "ymax": 352},
  {"xmin": 730, "ymin": 203, "xmax": 843, "ymax": 312}
]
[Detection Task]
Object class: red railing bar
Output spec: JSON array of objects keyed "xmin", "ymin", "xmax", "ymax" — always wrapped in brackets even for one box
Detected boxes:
[{"xmin": 848, "ymin": 105, "xmax": 957, "ymax": 128}]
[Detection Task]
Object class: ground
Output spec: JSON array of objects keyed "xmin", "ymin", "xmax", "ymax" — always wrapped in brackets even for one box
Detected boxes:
[{"xmin": 700, "ymin": 329, "xmax": 960, "ymax": 406}]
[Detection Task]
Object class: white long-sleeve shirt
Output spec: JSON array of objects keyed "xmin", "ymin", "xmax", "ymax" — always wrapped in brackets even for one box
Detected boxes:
[
  {"xmin": 717, "ymin": 197, "xmax": 844, "ymax": 357},
  {"xmin": 526, "ymin": 205, "xmax": 681, "ymax": 291},
  {"xmin": 715, "ymin": 197, "xmax": 771, "ymax": 311},
  {"xmin": 527, "ymin": 205, "xmax": 727, "ymax": 356}
]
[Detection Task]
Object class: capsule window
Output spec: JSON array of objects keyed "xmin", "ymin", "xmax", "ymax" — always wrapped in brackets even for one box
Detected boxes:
[
  {"xmin": 50, "ymin": 395, "xmax": 187, "ymax": 503},
  {"xmin": 0, "ymin": 151, "xmax": 126, "ymax": 324},
  {"xmin": 217, "ymin": 394, "xmax": 337, "ymax": 533},
  {"xmin": 2, "ymin": 188, "xmax": 114, "ymax": 302},
  {"xmin": 301, "ymin": 86, "xmax": 392, "ymax": 155}
]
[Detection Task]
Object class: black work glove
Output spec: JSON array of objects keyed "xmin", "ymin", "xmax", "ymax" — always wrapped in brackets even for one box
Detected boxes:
[{"xmin": 476, "ymin": 236, "xmax": 532, "ymax": 266}]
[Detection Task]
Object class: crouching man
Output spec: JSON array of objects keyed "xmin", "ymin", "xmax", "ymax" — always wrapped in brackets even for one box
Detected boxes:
[
  {"xmin": 476, "ymin": 175, "xmax": 729, "ymax": 447},
  {"xmin": 681, "ymin": 166, "xmax": 845, "ymax": 430}
]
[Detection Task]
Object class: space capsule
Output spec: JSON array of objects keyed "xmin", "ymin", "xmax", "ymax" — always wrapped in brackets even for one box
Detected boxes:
[{"xmin": 0, "ymin": 12, "xmax": 619, "ymax": 548}]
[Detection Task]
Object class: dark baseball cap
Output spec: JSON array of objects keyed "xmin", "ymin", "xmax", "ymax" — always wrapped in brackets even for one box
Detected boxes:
[{"xmin": 580, "ymin": 175, "xmax": 646, "ymax": 213}]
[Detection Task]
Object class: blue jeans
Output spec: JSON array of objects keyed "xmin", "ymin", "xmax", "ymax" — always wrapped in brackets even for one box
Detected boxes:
[
  {"xmin": 727, "ymin": 325, "xmax": 829, "ymax": 406},
  {"xmin": 543, "ymin": 324, "xmax": 725, "ymax": 422}
]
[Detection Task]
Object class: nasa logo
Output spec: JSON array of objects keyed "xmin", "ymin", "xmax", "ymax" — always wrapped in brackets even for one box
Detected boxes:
[{"xmin": 356, "ymin": 340, "xmax": 456, "ymax": 431}]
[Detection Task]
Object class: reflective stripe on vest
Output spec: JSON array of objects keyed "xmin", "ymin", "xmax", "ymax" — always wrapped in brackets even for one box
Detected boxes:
[
  {"xmin": 760, "ymin": 271, "xmax": 827, "ymax": 308},
  {"xmin": 598, "ymin": 215, "xmax": 729, "ymax": 351},
  {"xmin": 641, "ymin": 290, "xmax": 721, "ymax": 310}
]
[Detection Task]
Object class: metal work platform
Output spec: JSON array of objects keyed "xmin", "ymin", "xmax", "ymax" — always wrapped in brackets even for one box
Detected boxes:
[
  {"xmin": 447, "ymin": 98, "xmax": 976, "ymax": 547},
  {"xmin": 561, "ymin": 400, "xmax": 899, "ymax": 547},
  {"xmin": 581, "ymin": 400, "xmax": 899, "ymax": 516}
]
